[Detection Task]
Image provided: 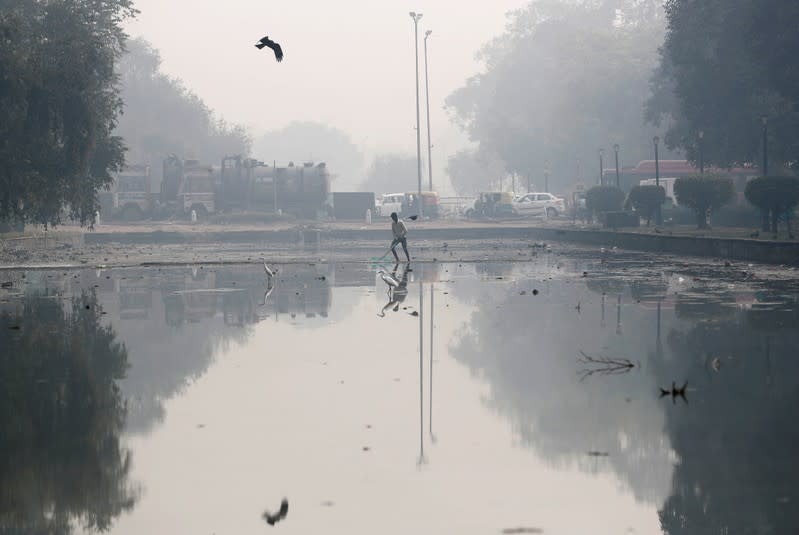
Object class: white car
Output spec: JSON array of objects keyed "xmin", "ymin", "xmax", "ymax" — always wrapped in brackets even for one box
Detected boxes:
[
  {"xmin": 513, "ymin": 192, "xmax": 566, "ymax": 218},
  {"xmin": 376, "ymin": 193, "xmax": 405, "ymax": 217}
]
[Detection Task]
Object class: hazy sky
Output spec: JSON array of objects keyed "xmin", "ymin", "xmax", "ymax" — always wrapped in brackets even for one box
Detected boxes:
[{"xmin": 125, "ymin": 0, "xmax": 530, "ymax": 180}]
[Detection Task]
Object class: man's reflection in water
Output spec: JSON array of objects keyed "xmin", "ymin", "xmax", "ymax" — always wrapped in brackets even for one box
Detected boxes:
[{"xmin": 377, "ymin": 263, "xmax": 410, "ymax": 317}]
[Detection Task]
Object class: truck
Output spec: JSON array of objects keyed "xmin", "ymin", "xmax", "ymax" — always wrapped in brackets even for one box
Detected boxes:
[
  {"xmin": 161, "ymin": 157, "xmax": 216, "ymax": 217},
  {"xmin": 98, "ymin": 164, "xmax": 154, "ymax": 221}
]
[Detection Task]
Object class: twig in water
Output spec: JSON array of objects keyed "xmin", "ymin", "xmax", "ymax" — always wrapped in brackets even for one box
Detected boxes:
[{"xmin": 577, "ymin": 351, "xmax": 635, "ymax": 381}]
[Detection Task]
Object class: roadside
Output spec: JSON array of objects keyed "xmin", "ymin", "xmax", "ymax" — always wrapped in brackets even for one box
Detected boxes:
[{"xmin": 2, "ymin": 217, "xmax": 798, "ymax": 269}]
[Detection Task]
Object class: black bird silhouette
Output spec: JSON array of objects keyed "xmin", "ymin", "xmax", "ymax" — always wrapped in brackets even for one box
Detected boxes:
[
  {"xmin": 659, "ymin": 381, "xmax": 688, "ymax": 404},
  {"xmin": 255, "ymin": 36, "xmax": 284, "ymax": 62},
  {"xmin": 262, "ymin": 498, "xmax": 289, "ymax": 526},
  {"xmin": 407, "ymin": 214, "xmax": 419, "ymax": 221}
]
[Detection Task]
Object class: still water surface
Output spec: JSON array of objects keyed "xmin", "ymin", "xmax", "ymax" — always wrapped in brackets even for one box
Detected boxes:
[{"xmin": 1, "ymin": 250, "xmax": 797, "ymax": 534}]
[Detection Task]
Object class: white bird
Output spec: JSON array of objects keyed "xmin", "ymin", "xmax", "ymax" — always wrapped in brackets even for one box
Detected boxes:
[
  {"xmin": 261, "ymin": 259, "xmax": 276, "ymax": 278},
  {"xmin": 377, "ymin": 270, "xmax": 399, "ymax": 288}
]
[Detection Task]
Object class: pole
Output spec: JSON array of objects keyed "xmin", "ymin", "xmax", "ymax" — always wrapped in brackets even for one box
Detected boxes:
[
  {"xmin": 273, "ymin": 160, "xmax": 277, "ymax": 213},
  {"xmin": 654, "ymin": 137, "xmax": 661, "ymax": 225},
  {"xmin": 410, "ymin": 13, "xmax": 424, "ymax": 218},
  {"xmin": 424, "ymin": 30, "xmax": 433, "ymax": 192},
  {"xmin": 544, "ymin": 161, "xmax": 549, "ymax": 192},
  {"xmin": 761, "ymin": 116, "xmax": 768, "ymax": 176},
  {"xmin": 613, "ymin": 144, "xmax": 620, "ymax": 189},
  {"xmin": 598, "ymin": 149, "xmax": 604, "ymax": 186},
  {"xmin": 698, "ymin": 131, "xmax": 704, "ymax": 175}
]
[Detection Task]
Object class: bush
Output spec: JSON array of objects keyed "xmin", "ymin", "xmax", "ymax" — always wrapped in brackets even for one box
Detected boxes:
[
  {"xmin": 625, "ymin": 185, "xmax": 665, "ymax": 226},
  {"xmin": 744, "ymin": 176, "xmax": 799, "ymax": 234},
  {"xmin": 673, "ymin": 176, "xmax": 734, "ymax": 229},
  {"xmin": 585, "ymin": 186, "xmax": 625, "ymax": 217}
]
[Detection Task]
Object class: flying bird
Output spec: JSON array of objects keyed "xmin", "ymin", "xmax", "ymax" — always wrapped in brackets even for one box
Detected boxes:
[
  {"xmin": 255, "ymin": 36, "xmax": 284, "ymax": 62},
  {"xmin": 262, "ymin": 498, "xmax": 289, "ymax": 526}
]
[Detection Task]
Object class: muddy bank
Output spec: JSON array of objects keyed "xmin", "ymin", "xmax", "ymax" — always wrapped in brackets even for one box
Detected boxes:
[{"xmin": 3, "ymin": 220, "xmax": 799, "ymax": 269}]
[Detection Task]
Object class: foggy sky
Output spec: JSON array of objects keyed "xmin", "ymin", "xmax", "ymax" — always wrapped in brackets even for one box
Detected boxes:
[{"xmin": 124, "ymin": 0, "xmax": 529, "ymax": 180}]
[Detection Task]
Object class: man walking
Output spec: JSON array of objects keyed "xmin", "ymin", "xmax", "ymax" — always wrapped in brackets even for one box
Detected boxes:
[{"xmin": 389, "ymin": 212, "xmax": 410, "ymax": 262}]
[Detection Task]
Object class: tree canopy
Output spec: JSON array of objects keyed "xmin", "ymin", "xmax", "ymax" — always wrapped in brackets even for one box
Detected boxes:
[
  {"xmin": 646, "ymin": 0, "xmax": 799, "ymax": 171},
  {"xmin": 0, "ymin": 0, "xmax": 137, "ymax": 227},
  {"xmin": 445, "ymin": 0, "xmax": 669, "ymax": 193},
  {"xmin": 673, "ymin": 176, "xmax": 734, "ymax": 228},
  {"xmin": 253, "ymin": 121, "xmax": 363, "ymax": 190},
  {"xmin": 744, "ymin": 176, "xmax": 799, "ymax": 234},
  {"xmin": 445, "ymin": 148, "xmax": 506, "ymax": 195},
  {"xmin": 115, "ymin": 38, "xmax": 250, "ymax": 186},
  {"xmin": 626, "ymin": 184, "xmax": 665, "ymax": 226},
  {"xmin": 360, "ymin": 154, "xmax": 421, "ymax": 194},
  {"xmin": 586, "ymin": 185, "xmax": 625, "ymax": 215}
]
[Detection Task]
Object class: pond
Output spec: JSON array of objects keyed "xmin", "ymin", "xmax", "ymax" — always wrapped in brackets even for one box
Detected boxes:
[{"xmin": 1, "ymin": 249, "xmax": 798, "ymax": 534}]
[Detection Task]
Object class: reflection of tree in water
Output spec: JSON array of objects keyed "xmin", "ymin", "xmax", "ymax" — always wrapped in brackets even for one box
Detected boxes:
[
  {"xmin": 449, "ymin": 276, "xmax": 677, "ymax": 504},
  {"xmin": 113, "ymin": 265, "xmax": 337, "ymax": 434},
  {"xmin": 658, "ymin": 302, "xmax": 799, "ymax": 534},
  {"xmin": 0, "ymin": 291, "xmax": 137, "ymax": 533}
]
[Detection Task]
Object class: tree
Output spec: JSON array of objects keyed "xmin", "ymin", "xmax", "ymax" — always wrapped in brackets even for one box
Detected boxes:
[
  {"xmin": 253, "ymin": 121, "xmax": 363, "ymax": 190},
  {"xmin": 646, "ymin": 0, "xmax": 799, "ymax": 171},
  {"xmin": 586, "ymin": 185, "xmax": 625, "ymax": 216},
  {"xmin": 673, "ymin": 176, "xmax": 734, "ymax": 228},
  {"xmin": 744, "ymin": 176, "xmax": 799, "ymax": 234},
  {"xmin": 360, "ymin": 154, "xmax": 421, "ymax": 194},
  {"xmin": 115, "ymin": 38, "xmax": 250, "ymax": 188},
  {"xmin": 626, "ymin": 185, "xmax": 665, "ymax": 226},
  {"xmin": 446, "ymin": 0, "xmax": 669, "ymax": 192},
  {"xmin": 0, "ymin": 0, "xmax": 137, "ymax": 227},
  {"xmin": 446, "ymin": 148, "xmax": 505, "ymax": 195}
]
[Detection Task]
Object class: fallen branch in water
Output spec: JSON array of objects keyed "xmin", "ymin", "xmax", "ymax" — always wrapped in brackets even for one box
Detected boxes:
[{"xmin": 577, "ymin": 351, "xmax": 635, "ymax": 381}]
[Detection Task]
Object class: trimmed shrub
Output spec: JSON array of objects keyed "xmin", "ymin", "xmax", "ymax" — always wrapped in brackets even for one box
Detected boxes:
[
  {"xmin": 625, "ymin": 185, "xmax": 666, "ymax": 226},
  {"xmin": 673, "ymin": 176, "xmax": 734, "ymax": 229},
  {"xmin": 744, "ymin": 176, "xmax": 799, "ymax": 234},
  {"xmin": 585, "ymin": 186, "xmax": 625, "ymax": 217}
]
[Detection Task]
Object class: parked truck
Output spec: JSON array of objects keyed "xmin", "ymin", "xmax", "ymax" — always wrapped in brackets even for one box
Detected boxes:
[{"xmin": 98, "ymin": 164, "xmax": 154, "ymax": 221}]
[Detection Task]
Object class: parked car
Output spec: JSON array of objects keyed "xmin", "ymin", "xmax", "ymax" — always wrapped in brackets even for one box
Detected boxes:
[
  {"xmin": 376, "ymin": 193, "xmax": 405, "ymax": 217},
  {"xmin": 513, "ymin": 192, "xmax": 566, "ymax": 217}
]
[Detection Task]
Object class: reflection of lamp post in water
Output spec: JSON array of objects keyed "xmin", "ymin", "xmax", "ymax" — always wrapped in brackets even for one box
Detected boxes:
[
  {"xmin": 601, "ymin": 293, "xmax": 606, "ymax": 328},
  {"xmin": 616, "ymin": 294, "xmax": 622, "ymax": 335},
  {"xmin": 417, "ymin": 273, "xmax": 426, "ymax": 466},
  {"xmin": 429, "ymin": 283, "xmax": 436, "ymax": 443},
  {"xmin": 655, "ymin": 301, "xmax": 663, "ymax": 359}
]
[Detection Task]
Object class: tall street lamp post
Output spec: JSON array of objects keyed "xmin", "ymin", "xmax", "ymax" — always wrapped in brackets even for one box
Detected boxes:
[
  {"xmin": 598, "ymin": 148, "xmax": 604, "ymax": 186},
  {"xmin": 654, "ymin": 136, "xmax": 661, "ymax": 225},
  {"xmin": 698, "ymin": 130, "xmax": 704, "ymax": 174},
  {"xmin": 410, "ymin": 12, "xmax": 424, "ymax": 217},
  {"xmin": 613, "ymin": 144, "xmax": 620, "ymax": 189},
  {"xmin": 761, "ymin": 115, "xmax": 768, "ymax": 176},
  {"xmin": 544, "ymin": 161, "xmax": 550, "ymax": 192},
  {"xmin": 423, "ymin": 30, "xmax": 433, "ymax": 192}
]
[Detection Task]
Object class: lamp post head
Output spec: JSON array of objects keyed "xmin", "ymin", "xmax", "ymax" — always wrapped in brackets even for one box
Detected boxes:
[
  {"xmin": 761, "ymin": 115, "xmax": 768, "ymax": 126},
  {"xmin": 653, "ymin": 136, "xmax": 660, "ymax": 146},
  {"xmin": 425, "ymin": 30, "xmax": 432, "ymax": 37},
  {"xmin": 698, "ymin": 130, "xmax": 704, "ymax": 139},
  {"xmin": 409, "ymin": 12, "xmax": 422, "ymax": 21},
  {"xmin": 613, "ymin": 143, "xmax": 619, "ymax": 152},
  {"xmin": 409, "ymin": 11, "xmax": 415, "ymax": 17},
  {"xmin": 599, "ymin": 148, "xmax": 604, "ymax": 157}
]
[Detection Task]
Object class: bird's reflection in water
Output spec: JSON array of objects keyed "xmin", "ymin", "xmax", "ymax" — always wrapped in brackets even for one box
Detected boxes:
[{"xmin": 377, "ymin": 263, "xmax": 410, "ymax": 317}]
